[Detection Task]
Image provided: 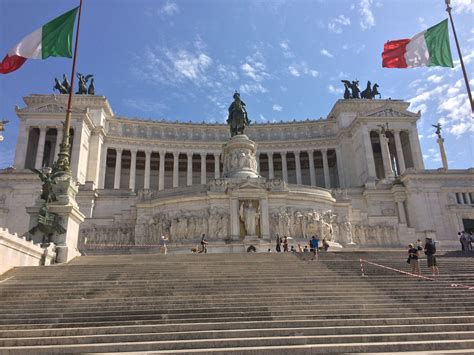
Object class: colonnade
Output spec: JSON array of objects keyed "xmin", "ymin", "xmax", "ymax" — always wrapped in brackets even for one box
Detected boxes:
[{"xmin": 101, "ymin": 147, "xmax": 341, "ymax": 191}]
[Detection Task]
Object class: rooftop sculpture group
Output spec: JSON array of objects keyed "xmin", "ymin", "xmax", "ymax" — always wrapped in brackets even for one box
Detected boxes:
[
  {"xmin": 53, "ymin": 73, "xmax": 95, "ymax": 95},
  {"xmin": 341, "ymin": 80, "xmax": 380, "ymax": 100}
]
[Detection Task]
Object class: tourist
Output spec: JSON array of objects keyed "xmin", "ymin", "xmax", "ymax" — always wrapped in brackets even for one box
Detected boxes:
[
  {"xmin": 310, "ymin": 235, "xmax": 319, "ymax": 260},
  {"xmin": 415, "ymin": 239, "xmax": 423, "ymax": 250},
  {"xmin": 459, "ymin": 232, "xmax": 465, "ymax": 251},
  {"xmin": 407, "ymin": 243, "xmax": 421, "ymax": 275},
  {"xmin": 282, "ymin": 236, "xmax": 289, "ymax": 252},
  {"xmin": 303, "ymin": 245, "xmax": 309, "ymax": 253},
  {"xmin": 267, "ymin": 248, "xmax": 272, "ymax": 253},
  {"xmin": 290, "ymin": 245, "xmax": 296, "ymax": 253},
  {"xmin": 467, "ymin": 231, "xmax": 473, "ymax": 251},
  {"xmin": 275, "ymin": 234, "xmax": 281, "ymax": 253},
  {"xmin": 160, "ymin": 235, "xmax": 169, "ymax": 255},
  {"xmin": 200, "ymin": 233, "xmax": 208, "ymax": 253},
  {"xmin": 424, "ymin": 237, "xmax": 439, "ymax": 276}
]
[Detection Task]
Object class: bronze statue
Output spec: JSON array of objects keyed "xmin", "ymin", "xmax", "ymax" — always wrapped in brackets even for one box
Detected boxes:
[
  {"xmin": 25, "ymin": 203, "xmax": 66, "ymax": 245},
  {"xmin": 53, "ymin": 78, "xmax": 68, "ymax": 94},
  {"xmin": 341, "ymin": 80, "xmax": 360, "ymax": 99},
  {"xmin": 76, "ymin": 73, "xmax": 93, "ymax": 94},
  {"xmin": 62, "ymin": 74, "xmax": 71, "ymax": 93},
  {"xmin": 87, "ymin": 78, "xmax": 95, "ymax": 95},
  {"xmin": 227, "ymin": 92, "xmax": 250, "ymax": 137},
  {"xmin": 432, "ymin": 123, "xmax": 442, "ymax": 139},
  {"xmin": 31, "ymin": 163, "xmax": 64, "ymax": 203}
]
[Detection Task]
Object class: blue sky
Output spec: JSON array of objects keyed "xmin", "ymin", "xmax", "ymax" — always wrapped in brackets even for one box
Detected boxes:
[{"xmin": 1, "ymin": 0, "xmax": 473, "ymax": 169}]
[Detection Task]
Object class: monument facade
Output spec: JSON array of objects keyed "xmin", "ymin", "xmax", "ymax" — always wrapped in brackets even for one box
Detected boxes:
[{"xmin": 0, "ymin": 93, "xmax": 473, "ymax": 251}]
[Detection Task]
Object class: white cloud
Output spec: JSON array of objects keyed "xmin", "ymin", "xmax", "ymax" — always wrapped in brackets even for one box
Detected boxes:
[
  {"xmin": 217, "ymin": 64, "xmax": 239, "ymax": 82},
  {"xmin": 320, "ymin": 49, "xmax": 334, "ymax": 58},
  {"xmin": 280, "ymin": 40, "xmax": 295, "ymax": 59},
  {"xmin": 289, "ymin": 66, "xmax": 300, "ymax": 77},
  {"xmin": 272, "ymin": 104, "xmax": 283, "ymax": 112},
  {"xmin": 328, "ymin": 15, "xmax": 351, "ymax": 34},
  {"xmin": 239, "ymin": 83, "xmax": 268, "ymax": 94},
  {"xmin": 170, "ymin": 51, "xmax": 212, "ymax": 81},
  {"xmin": 160, "ymin": 1, "xmax": 179, "ymax": 16},
  {"xmin": 452, "ymin": 0, "xmax": 474, "ymax": 14},
  {"xmin": 240, "ymin": 52, "xmax": 269, "ymax": 82},
  {"xmin": 288, "ymin": 62, "xmax": 318, "ymax": 78},
  {"xmin": 359, "ymin": 0, "xmax": 375, "ymax": 30},
  {"xmin": 328, "ymin": 84, "xmax": 343, "ymax": 94},
  {"xmin": 427, "ymin": 75, "xmax": 444, "ymax": 84},
  {"xmin": 280, "ymin": 41, "xmax": 289, "ymax": 51}
]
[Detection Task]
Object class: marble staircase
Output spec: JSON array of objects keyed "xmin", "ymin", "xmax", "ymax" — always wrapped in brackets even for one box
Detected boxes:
[{"xmin": 0, "ymin": 251, "xmax": 473, "ymax": 353}]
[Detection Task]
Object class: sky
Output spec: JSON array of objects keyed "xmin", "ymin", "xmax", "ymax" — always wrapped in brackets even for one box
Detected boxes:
[{"xmin": 0, "ymin": 0, "xmax": 473, "ymax": 169}]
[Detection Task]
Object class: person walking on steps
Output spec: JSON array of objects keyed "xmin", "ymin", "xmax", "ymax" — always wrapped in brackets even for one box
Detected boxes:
[
  {"xmin": 200, "ymin": 233, "xmax": 208, "ymax": 254},
  {"xmin": 424, "ymin": 237, "xmax": 439, "ymax": 276},
  {"xmin": 275, "ymin": 234, "xmax": 281, "ymax": 253},
  {"xmin": 160, "ymin": 235, "xmax": 169, "ymax": 255},
  {"xmin": 407, "ymin": 243, "xmax": 421, "ymax": 275},
  {"xmin": 310, "ymin": 235, "xmax": 319, "ymax": 260}
]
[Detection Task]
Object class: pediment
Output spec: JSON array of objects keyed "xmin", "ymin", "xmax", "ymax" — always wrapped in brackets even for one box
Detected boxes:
[
  {"xmin": 17, "ymin": 101, "xmax": 83, "ymax": 114},
  {"xmin": 365, "ymin": 104, "xmax": 418, "ymax": 118}
]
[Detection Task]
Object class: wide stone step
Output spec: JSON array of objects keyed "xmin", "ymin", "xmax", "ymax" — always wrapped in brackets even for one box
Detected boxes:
[
  {"xmin": 2, "ymin": 324, "xmax": 473, "ymax": 347},
  {"xmin": 1, "ymin": 331, "xmax": 474, "ymax": 354}
]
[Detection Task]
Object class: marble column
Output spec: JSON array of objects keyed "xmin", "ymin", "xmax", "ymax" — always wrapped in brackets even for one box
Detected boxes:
[
  {"xmin": 173, "ymin": 152, "xmax": 179, "ymax": 188},
  {"xmin": 281, "ymin": 152, "xmax": 288, "ymax": 182},
  {"xmin": 54, "ymin": 127, "xmax": 63, "ymax": 160},
  {"xmin": 335, "ymin": 147, "xmax": 345, "ymax": 188},
  {"xmin": 268, "ymin": 152, "xmax": 274, "ymax": 179},
  {"xmin": 321, "ymin": 149, "xmax": 330, "ymax": 188},
  {"xmin": 437, "ymin": 137, "xmax": 449, "ymax": 170},
  {"xmin": 214, "ymin": 153, "xmax": 220, "ymax": 179},
  {"xmin": 34, "ymin": 127, "xmax": 47, "ymax": 169},
  {"xmin": 362, "ymin": 127, "xmax": 377, "ymax": 180},
  {"xmin": 129, "ymin": 149, "xmax": 137, "ymax": 191},
  {"xmin": 409, "ymin": 126, "xmax": 424, "ymax": 169},
  {"xmin": 158, "ymin": 151, "xmax": 165, "ymax": 191},
  {"xmin": 200, "ymin": 153, "xmax": 206, "ymax": 184},
  {"xmin": 295, "ymin": 150, "xmax": 302, "ymax": 185},
  {"xmin": 308, "ymin": 150, "xmax": 316, "ymax": 186},
  {"xmin": 13, "ymin": 125, "xmax": 30, "ymax": 169},
  {"xmin": 256, "ymin": 153, "xmax": 260, "ymax": 173},
  {"xmin": 187, "ymin": 153, "xmax": 193, "ymax": 186},
  {"xmin": 396, "ymin": 200, "xmax": 407, "ymax": 224},
  {"xmin": 393, "ymin": 130, "xmax": 406, "ymax": 174},
  {"xmin": 113, "ymin": 148, "xmax": 122, "ymax": 189},
  {"xmin": 379, "ymin": 132, "xmax": 395, "ymax": 179},
  {"xmin": 98, "ymin": 146, "xmax": 108, "ymax": 189},
  {"xmin": 144, "ymin": 150, "xmax": 151, "ymax": 189}
]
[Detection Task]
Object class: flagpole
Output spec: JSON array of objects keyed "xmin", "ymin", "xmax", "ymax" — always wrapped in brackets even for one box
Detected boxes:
[
  {"xmin": 57, "ymin": 0, "xmax": 83, "ymax": 173},
  {"xmin": 445, "ymin": 0, "xmax": 474, "ymax": 114}
]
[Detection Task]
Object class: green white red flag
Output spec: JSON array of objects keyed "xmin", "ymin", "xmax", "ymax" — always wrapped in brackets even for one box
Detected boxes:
[
  {"xmin": 382, "ymin": 19, "xmax": 454, "ymax": 68},
  {"xmin": 0, "ymin": 7, "xmax": 78, "ymax": 74}
]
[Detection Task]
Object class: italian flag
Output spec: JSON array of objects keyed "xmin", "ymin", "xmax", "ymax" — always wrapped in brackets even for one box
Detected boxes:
[
  {"xmin": 382, "ymin": 19, "xmax": 454, "ymax": 68},
  {"xmin": 0, "ymin": 7, "xmax": 78, "ymax": 74}
]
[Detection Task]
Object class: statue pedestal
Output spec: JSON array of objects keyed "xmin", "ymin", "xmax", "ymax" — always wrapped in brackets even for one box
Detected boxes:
[
  {"xmin": 222, "ymin": 135, "xmax": 260, "ymax": 180},
  {"xmin": 26, "ymin": 175, "xmax": 84, "ymax": 263},
  {"xmin": 26, "ymin": 204, "xmax": 85, "ymax": 263}
]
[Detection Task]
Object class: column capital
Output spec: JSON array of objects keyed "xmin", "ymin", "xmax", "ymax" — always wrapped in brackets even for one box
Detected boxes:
[
  {"xmin": 187, "ymin": 152, "xmax": 193, "ymax": 158},
  {"xmin": 144, "ymin": 149, "xmax": 151, "ymax": 156},
  {"xmin": 115, "ymin": 147, "xmax": 123, "ymax": 154},
  {"xmin": 281, "ymin": 151, "xmax": 287, "ymax": 157},
  {"xmin": 173, "ymin": 151, "xmax": 179, "ymax": 158},
  {"xmin": 200, "ymin": 152, "xmax": 207, "ymax": 158},
  {"xmin": 294, "ymin": 150, "xmax": 300, "ymax": 155},
  {"xmin": 213, "ymin": 153, "xmax": 220, "ymax": 158},
  {"xmin": 129, "ymin": 148, "xmax": 138, "ymax": 154},
  {"xmin": 320, "ymin": 148, "xmax": 328, "ymax": 154},
  {"xmin": 307, "ymin": 149, "xmax": 314, "ymax": 156}
]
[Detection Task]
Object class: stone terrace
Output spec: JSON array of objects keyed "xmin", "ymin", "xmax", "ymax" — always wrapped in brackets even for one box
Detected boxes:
[{"xmin": 0, "ymin": 251, "xmax": 473, "ymax": 354}]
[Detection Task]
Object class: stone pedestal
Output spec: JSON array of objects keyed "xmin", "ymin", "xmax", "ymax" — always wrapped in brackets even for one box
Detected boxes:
[
  {"xmin": 222, "ymin": 135, "xmax": 260, "ymax": 179},
  {"xmin": 26, "ymin": 176, "xmax": 84, "ymax": 263}
]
